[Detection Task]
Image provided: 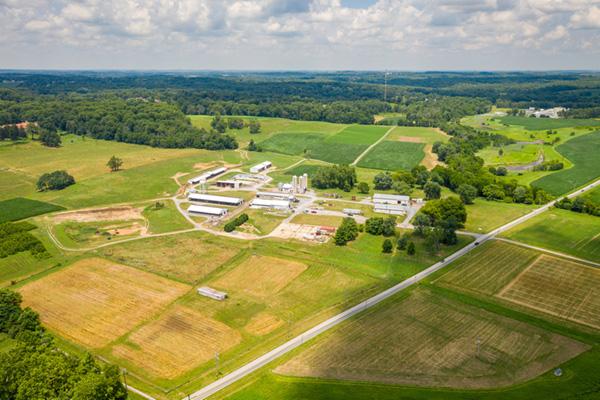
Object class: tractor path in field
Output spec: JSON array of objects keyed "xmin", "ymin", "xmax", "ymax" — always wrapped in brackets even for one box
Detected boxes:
[
  {"xmin": 350, "ymin": 126, "xmax": 395, "ymax": 166},
  {"xmin": 185, "ymin": 176, "xmax": 600, "ymax": 400}
]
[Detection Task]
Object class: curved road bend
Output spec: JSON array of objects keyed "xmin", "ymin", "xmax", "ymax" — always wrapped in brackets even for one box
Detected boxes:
[{"xmin": 186, "ymin": 177, "xmax": 600, "ymax": 400}]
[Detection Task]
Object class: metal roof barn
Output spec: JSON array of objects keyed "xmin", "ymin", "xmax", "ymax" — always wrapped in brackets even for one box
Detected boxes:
[
  {"xmin": 373, "ymin": 193, "xmax": 410, "ymax": 205},
  {"xmin": 250, "ymin": 198, "xmax": 291, "ymax": 209},
  {"xmin": 187, "ymin": 205, "xmax": 228, "ymax": 216},
  {"xmin": 188, "ymin": 193, "xmax": 243, "ymax": 206}
]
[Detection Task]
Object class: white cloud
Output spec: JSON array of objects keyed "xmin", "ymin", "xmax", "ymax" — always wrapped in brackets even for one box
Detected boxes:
[{"xmin": 1, "ymin": 0, "xmax": 599, "ymax": 69}]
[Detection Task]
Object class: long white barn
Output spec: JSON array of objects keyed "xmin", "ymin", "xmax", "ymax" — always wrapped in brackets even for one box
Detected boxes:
[
  {"xmin": 250, "ymin": 198, "xmax": 290, "ymax": 210},
  {"xmin": 188, "ymin": 193, "xmax": 243, "ymax": 206},
  {"xmin": 188, "ymin": 205, "xmax": 228, "ymax": 217}
]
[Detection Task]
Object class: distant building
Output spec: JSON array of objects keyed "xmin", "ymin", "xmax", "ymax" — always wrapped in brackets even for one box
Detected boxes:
[
  {"xmin": 257, "ymin": 191, "xmax": 296, "ymax": 201},
  {"xmin": 188, "ymin": 205, "xmax": 228, "ymax": 217},
  {"xmin": 373, "ymin": 193, "xmax": 410, "ymax": 206},
  {"xmin": 250, "ymin": 161, "xmax": 272, "ymax": 173},
  {"xmin": 524, "ymin": 107, "xmax": 566, "ymax": 119},
  {"xmin": 197, "ymin": 286, "xmax": 227, "ymax": 301},
  {"xmin": 188, "ymin": 193, "xmax": 243, "ymax": 206},
  {"xmin": 317, "ymin": 226, "xmax": 336, "ymax": 235},
  {"xmin": 250, "ymin": 198, "xmax": 291, "ymax": 210}
]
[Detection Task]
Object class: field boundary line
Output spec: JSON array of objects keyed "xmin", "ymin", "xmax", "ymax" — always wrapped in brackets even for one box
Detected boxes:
[
  {"xmin": 184, "ymin": 177, "xmax": 600, "ymax": 400},
  {"xmin": 127, "ymin": 385, "xmax": 157, "ymax": 400},
  {"xmin": 495, "ymin": 238, "xmax": 600, "ymax": 267},
  {"xmin": 496, "ymin": 254, "xmax": 543, "ymax": 297},
  {"xmin": 350, "ymin": 126, "xmax": 395, "ymax": 166}
]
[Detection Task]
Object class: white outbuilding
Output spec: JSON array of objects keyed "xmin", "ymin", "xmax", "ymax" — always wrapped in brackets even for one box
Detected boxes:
[
  {"xmin": 197, "ymin": 286, "xmax": 227, "ymax": 301},
  {"xmin": 250, "ymin": 161, "xmax": 272, "ymax": 173},
  {"xmin": 187, "ymin": 205, "xmax": 228, "ymax": 217},
  {"xmin": 188, "ymin": 167, "xmax": 227, "ymax": 184},
  {"xmin": 250, "ymin": 198, "xmax": 291, "ymax": 210},
  {"xmin": 373, "ymin": 193, "xmax": 410, "ymax": 206},
  {"xmin": 188, "ymin": 193, "xmax": 243, "ymax": 206},
  {"xmin": 374, "ymin": 204, "xmax": 406, "ymax": 215}
]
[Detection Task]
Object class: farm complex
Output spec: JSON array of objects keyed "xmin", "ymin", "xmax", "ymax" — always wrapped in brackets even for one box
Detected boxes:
[{"xmin": 1, "ymin": 70, "xmax": 600, "ymax": 400}]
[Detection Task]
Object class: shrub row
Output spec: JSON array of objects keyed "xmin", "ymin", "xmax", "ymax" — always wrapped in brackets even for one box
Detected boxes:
[{"xmin": 224, "ymin": 213, "xmax": 249, "ymax": 232}]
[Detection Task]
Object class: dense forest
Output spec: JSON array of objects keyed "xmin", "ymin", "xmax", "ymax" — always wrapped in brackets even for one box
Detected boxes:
[{"xmin": 1, "ymin": 71, "xmax": 599, "ymax": 149}]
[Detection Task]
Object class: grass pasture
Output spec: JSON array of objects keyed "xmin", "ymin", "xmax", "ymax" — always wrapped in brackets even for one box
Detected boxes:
[
  {"xmin": 143, "ymin": 200, "xmax": 192, "ymax": 234},
  {"xmin": 502, "ymin": 209, "xmax": 600, "ymax": 262},
  {"xmin": 498, "ymin": 255, "xmax": 600, "ymax": 330},
  {"xmin": 0, "ymin": 197, "xmax": 65, "ymax": 223},
  {"xmin": 112, "ymin": 305, "xmax": 242, "ymax": 379},
  {"xmin": 464, "ymin": 200, "xmax": 537, "ymax": 233},
  {"xmin": 19, "ymin": 258, "xmax": 190, "ymax": 348},
  {"xmin": 531, "ymin": 130, "xmax": 600, "ymax": 195},
  {"xmin": 387, "ymin": 126, "xmax": 449, "ymax": 144},
  {"xmin": 357, "ymin": 141, "xmax": 425, "ymax": 171},
  {"xmin": 276, "ymin": 288, "xmax": 587, "ymax": 389},
  {"xmin": 100, "ymin": 231, "xmax": 243, "ymax": 284},
  {"xmin": 437, "ymin": 241, "xmax": 539, "ymax": 295}
]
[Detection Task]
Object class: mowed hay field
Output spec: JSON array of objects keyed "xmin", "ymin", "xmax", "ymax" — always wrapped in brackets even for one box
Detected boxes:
[
  {"xmin": 112, "ymin": 305, "xmax": 241, "ymax": 379},
  {"xmin": 464, "ymin": 200, "xmax": 537, "ymax": 233},
  {"xmin": 277, "ymin": 289, "xmax": 587, "ymax": 389},
  {"xmin": 19, "ymin": 258, "xmax": 190, "ymax": 348},
  {"xmin": 499, "ymin": 255, "xmax": 600, "ymax": 330},
  {"xmin": 387, "ymin": 126, "xmax": 449, "ymax": 144},
  {"xmin": 437, "ymin": 241, "xmax": 539, "ymax": 295},
  {"xmin": 212, "ymin": 255, "xmax": 307, "ymax": 299},
  {"xmin": 100, "ymin": 231, "xmax": 244, "ymax": 283},
  {"xmin": 357, "ymin": 141, "xmax": 425, "ymax": 171},
  {"xmin": 502, "ymin": 209, "xmax": 600, "ymax": 262}
]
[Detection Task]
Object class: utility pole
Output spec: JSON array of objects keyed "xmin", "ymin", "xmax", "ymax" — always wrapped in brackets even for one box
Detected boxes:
[
  {"xmin": 122, "ymin": 368, "xmax": 128, "ymax": 389},
  {"xmin": 476, "ymin": 336, "xmax": 481, "ymax": 358},
  {"xmin": 384, "ymin": 71, "xmax": 389, "ymax": 102},
  {"xmin": 215, "ymin": 351, "xmax": 220, "ymax": 376}
]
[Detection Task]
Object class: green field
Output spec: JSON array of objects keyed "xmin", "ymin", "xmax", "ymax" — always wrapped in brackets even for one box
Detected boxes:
[
  {"xmin": 143, "ymin": 200, "xmax": 193, "ymax": 234},
  {"xmin": 464, "ymin": 200, "xmax": 537, "ymax": 233},
  {"xmin": 499, "ymin": 116, "xmax": 600, "ymax": 130},
  {"xmin": 387, "ymin": 126, "xmax": 449, "ymax": 144},
  {"xmin": 477, "ymin": 143, "xmax": 541, "ymax": 166},
  {"xmin": 531, "ymin": 131, "xmax": 600, "ymax": 195},
  {"xmin": 0, "ymin": 197, "xmax": 65, "ymax": 223},
  {"xmin": 357, "ymin": 141, "xmax": 425, "ymax": 171},
  {"xmin": 501, "ymin": 209, "xmax": 600, "ymax": 262},
  {"xmin": 259, "ymin": 125, "xmax": 388, "ymax": 165}
]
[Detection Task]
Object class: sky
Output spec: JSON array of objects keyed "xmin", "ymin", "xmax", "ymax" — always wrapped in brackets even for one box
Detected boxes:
[{"xmin": 1, "ymin": 0, "xmax": 600, "ymax": 70}]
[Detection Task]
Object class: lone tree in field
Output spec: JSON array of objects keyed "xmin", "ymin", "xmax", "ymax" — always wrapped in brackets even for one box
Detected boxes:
[
  {"xmin": 382, "ymin": 239, "xmax": 393, "ymax": 253},
  {"xmin": 107, "ymin": 156, "xmax": 123, "ymax": 172},
  {"xmin": 407, "ymin": 241, "xmax": 416, "ymax": 255}
]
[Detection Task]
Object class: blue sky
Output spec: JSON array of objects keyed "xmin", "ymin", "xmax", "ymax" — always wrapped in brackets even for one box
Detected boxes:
[{"xmin": 1, "ymin": 0, "xmax": 599, "ymax": 70}]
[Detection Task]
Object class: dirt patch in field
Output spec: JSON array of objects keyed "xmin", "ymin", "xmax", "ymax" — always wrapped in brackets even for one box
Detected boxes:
[
  {"xmin": 53, "ymin": 206, "xmax": 143, "ymax": 223},
  {"xmin": 19, "ymin": 258, "xmax": 190, "ymax": 348},
  {"xmin": 277, "ymin": 289, "xmax": 588, "ymax": 389},
  {"xmin": 421, "ymin": 144, "xmax": 442, "ymax": 170},
  {"xmin": 105, "ymin": 223, "xmax": 146, "ymax": 236},
  {"xmin": 498, "ymin": 255, "xmax": 600, "ymax": 330},
  {"xmin": 212, "ymin": 255, "xmax": 308, "ymax": 299},
  {"xmin": 112, "ymin": 305, "xmax": 241, "ymax": 379},
  {"xmin": 244, "ymin": 312, "xmax": 284, "ymax": 336},
  {"xmin": 393, "ymin": 135, "xmax": 426, "ymax": 143}
]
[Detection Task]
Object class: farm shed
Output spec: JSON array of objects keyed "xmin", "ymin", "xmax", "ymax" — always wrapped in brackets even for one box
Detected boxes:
[
  {"xmin": 188, "ymin": 205, "xmax": 228, "ymax": 217},
  {"xmin": 257, "ymin": 191, "xmax": 296, "ymax": 201},
  {"xmin": 318, "ymin": 226, "xmax": 336, "ymax": 235},
  {"xmin": 250, "ymin": 161, "xmax": 272, "ymax": 173},
  {"xmin": 197, "ymin": 286, "xmax": 228, "ymax": 301},
  {"xmin": 373, "ymin": 193, "xmax": 410, "ymax": 206},
  {"xmin": 216, "ymin": 180, "xmax": 242, "ymax": 189},
  {"xmin": 188, "ymin": 193, "xmax": 243, "ymax": 206},
  {"xmin": 188, "ymin": 167, "xmax": 227, "ymax": 184},
  {"xmin": 374, "ymin": 204, "xmax": 407, "ymax": 215},
  {"xmin": 250, "ymin": 198, "xmax": 291, "ymax": 210}
]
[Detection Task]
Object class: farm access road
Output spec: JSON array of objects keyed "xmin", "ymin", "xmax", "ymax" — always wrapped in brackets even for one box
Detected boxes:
[{"xmin": 186, "ymin": 177, "xmax": 600, "ymax": 400}]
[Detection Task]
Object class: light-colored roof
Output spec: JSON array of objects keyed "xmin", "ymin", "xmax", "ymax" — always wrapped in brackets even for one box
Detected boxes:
[
  {"xmin": 250, "ymin": 198, "xmax": 290, "ymax": 208},
  {"xmin": 374, "ymin": 204, "xmax": 407, "ymax": 211},
  {"xmin": 257, "ymin": 191, "xmax": 295, "ymax": 199},
  {"xmin": 188, "ymin": 193, "xmax": 243, "ymax": 204},
  {"xmin": 187, "ymin": 205, "xmax": 228, "ymax": 215},
  {"xmin": 373, "ymin": 193, "xmax": 410, "ymax": 201},
  {"xmin": 197, "ymin": 286, "xmax": 227, "ymax": 297}
]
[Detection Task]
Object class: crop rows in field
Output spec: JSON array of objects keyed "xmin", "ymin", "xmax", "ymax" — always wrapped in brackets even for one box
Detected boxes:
[
  {"xmin": 357, "ymin": 141, "xmax": 425, "ymax": 171},
  {"xmin": 532, "ymin": 130, "xmax": 600, "ymax": 195},
  {"xmin": 499, "ymin": 255, "xmax": 600, "ymax": 330},
  {"xmin": 438, "ymin": 241, "xmax": 539, "ymax": 295},
  {"xmin": 259, "ymin": 125, "xmax": 388, "ymax": 165},
  {"xmin": 277, "ymin": 289, "xmax": 586, "ymax": 389},
  {"xmin": 0, "ymin": 197, "xmax": 65, "ymax": 223}
]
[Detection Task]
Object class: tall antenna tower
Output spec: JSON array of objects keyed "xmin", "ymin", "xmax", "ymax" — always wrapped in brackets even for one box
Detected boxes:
[{"xmin": 384, "ymin": 71, "xmax": 388, "ymax": 102}]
